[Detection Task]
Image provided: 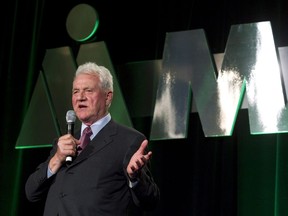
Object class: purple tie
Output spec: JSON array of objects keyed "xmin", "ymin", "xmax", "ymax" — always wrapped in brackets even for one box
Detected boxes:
[{"xmin": 77, "ymin": 126, "xmax": 92, "ymax": 154}]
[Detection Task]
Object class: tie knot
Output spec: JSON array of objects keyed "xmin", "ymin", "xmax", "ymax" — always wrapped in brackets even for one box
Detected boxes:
[{"xmin": 83, "ymin": 126, "xmax": 92, "ymax": 137}]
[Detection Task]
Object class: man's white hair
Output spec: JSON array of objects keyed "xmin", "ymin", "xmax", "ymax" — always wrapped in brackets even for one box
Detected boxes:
[{"xmin": 75, "ymin": 62, "xmax": 113, "ymax": 92}]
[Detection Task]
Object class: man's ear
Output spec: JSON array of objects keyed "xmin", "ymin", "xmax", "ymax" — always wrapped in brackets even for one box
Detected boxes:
[{"xmin": 106, "ymin": 91, "xmax": 113, "ymax": 106}]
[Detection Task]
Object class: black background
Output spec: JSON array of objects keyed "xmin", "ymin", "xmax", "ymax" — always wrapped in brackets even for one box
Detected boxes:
[{"xmin": 1, "ymin": 0, "xmax": 288, "ymax": 215}]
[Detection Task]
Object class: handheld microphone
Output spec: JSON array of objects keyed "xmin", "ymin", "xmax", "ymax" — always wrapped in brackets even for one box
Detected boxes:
[{"xmin": 65, "ymin": 110, "xmax": 76, "ymax": 164}]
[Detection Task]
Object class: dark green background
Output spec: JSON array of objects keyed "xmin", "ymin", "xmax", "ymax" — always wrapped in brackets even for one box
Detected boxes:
[{"xmin": 1, "ymin": 0, "xmax": 288, "ymax": 215}]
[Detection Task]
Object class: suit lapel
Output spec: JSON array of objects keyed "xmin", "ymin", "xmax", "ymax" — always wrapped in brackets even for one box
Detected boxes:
[{"xmin": 71, "ymin": 120, "xmax": 117, "ymax": 165}]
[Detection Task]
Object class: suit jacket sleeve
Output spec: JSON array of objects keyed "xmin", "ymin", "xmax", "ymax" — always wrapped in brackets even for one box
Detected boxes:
[
  {"xmin": 123, "ymin": 136, "xmax": 160, "ymax": 211},
  {"xmin": 25, "ymin": 140, "xmax": 58, "ymax": 202}
]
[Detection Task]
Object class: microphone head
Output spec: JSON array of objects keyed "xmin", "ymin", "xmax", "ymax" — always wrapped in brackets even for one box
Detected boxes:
[{"xmin": 66, "ymin": 110, "xmax": 76, "ymax": 123}]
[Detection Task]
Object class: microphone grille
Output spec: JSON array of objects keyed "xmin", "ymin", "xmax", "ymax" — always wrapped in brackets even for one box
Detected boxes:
[{"xmin": 66, "ymin": 110, "xmax": 76, "ymax": 123}]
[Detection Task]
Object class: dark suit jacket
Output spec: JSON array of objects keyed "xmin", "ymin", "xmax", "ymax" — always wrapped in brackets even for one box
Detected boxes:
[{"xmin": 25, "ymin": 120, "xmax": 160, "ymax": 216}]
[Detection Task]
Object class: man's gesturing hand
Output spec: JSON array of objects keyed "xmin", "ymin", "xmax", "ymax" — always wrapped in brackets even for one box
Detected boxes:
[{"xmin": 127, "ymin": 139, "xmax": 152, "ymax": 180}]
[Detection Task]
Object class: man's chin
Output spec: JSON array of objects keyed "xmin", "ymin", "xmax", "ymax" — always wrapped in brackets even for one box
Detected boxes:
[{"xmin": 76, "ymin": 111, "xmax": 88, "ymax": 120}]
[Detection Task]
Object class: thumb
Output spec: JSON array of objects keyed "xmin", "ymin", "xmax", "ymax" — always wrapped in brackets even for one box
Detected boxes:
[{"xmin": 137, "ymin": 139, "xmax": 148, "ymax": 154}]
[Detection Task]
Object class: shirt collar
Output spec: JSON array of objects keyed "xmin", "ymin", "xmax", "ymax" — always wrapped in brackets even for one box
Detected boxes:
[{"xmin": 81, "ymin": 113, "xmax": 111, "ymax": 139}]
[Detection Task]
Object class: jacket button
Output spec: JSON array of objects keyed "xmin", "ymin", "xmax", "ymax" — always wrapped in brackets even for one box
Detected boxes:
[{"xmin": 59, "ymin": 192, "xmax": 66, "ymax": 198}]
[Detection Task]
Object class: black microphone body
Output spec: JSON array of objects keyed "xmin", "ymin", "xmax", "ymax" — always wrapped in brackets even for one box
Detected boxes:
[
  {"xmin": 65, "ymin": 110, "xmax": 76, "ymax": 164},
  {"xmin": 67, "ymin": 122, "xmax": 74, "ymax": 136}
]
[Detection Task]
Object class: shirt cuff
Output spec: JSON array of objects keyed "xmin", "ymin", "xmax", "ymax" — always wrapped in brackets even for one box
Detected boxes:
[{"xmin": 128, "ymin": 178, "xmax": 139, "ymax": 188}]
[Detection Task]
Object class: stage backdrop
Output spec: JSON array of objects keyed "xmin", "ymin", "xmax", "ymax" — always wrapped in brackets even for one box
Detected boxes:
[{"xmin": 1, "ymin": 0, "xmax": 288, "ymax": 216}]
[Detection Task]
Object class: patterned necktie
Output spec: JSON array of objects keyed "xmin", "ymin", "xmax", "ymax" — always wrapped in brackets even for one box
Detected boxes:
[{"xmin": 77, "ymin": 126, "xmax": 92, "ymax": 154}]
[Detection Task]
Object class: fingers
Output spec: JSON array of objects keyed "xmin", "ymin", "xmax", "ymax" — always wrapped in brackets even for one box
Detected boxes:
[
  {"xmin": 137, "ymin": 139, "xmax": 148, "ymax": 154},
  {"xmin": 129, "ymin": 161, "xmax": 141, "ymax": 177},
  {"xmin": 129, "ymin": 152, "xmax": 152, "ymax": 173},
  {"xmin": 127, "ymin": 140, "xmax": 153, "ymax": 179},
  {"xmin": 57, "ymin": 134, "xmax": 79, "ymax": 159}
]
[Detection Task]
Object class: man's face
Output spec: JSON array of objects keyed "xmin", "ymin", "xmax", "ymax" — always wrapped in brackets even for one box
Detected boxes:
[{"xmin": 72, "ymin": 73, "xmax": 112, "ymax": 125}]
